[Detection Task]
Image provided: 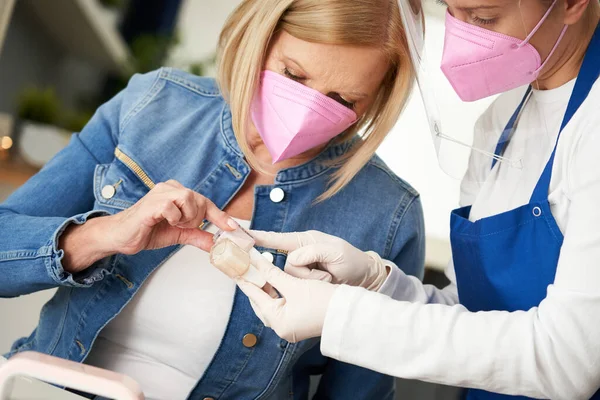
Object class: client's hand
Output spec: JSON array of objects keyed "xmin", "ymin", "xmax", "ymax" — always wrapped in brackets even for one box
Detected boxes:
[
  {"xmin": 251, "ymin": 230, "xmax": 389, "ymax": 290},
  {"xmin": 60, "ymin": 180, "xmax": 236, "ymax": 272}
]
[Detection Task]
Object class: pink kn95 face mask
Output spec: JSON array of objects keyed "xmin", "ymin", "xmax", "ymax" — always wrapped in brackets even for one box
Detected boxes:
[
  {"xmin": 250, "ymin": 70, "xmax": 358, "ymax": 164},
  {"xmin": 440, "ymin": 0, "xmax": 567, "ymax": 102}
]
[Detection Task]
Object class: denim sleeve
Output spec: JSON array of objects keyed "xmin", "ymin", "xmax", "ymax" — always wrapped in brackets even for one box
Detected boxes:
[
  {"xmin": 0, "ymin": 70, "xmax": 162, "ymax": 298},
  {"xmin": 388, "ymin": 195, "xmax": 426, "ymax": 280}
]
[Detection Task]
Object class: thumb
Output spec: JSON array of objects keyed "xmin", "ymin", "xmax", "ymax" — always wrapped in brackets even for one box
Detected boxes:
[
  {"xmin": 236, "ymin": 279, "xmax": 276, "ymax": 327},
  {"xmin": 285, "ymin": 264, "xmax": 333, "ymax": 283},
  {"xmin": 236, "ymin": 279, "xmax": 273, "ymax": 310},
  {"xmin": 250, "ymin": 251, "xmax": 295, "ymax": 294},
  {"xmin": 179, "ymin": 229, "xmax": 216, "ymax": 252}
]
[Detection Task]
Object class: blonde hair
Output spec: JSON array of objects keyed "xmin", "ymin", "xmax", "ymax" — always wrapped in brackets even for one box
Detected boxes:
[{"xmin": 217, "ymin": 0, "xmax": 414, "ymax": 201}]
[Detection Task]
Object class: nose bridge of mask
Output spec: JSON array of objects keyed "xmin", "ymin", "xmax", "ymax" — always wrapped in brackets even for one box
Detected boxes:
[
  {"xmin": 443, "ymin": 17, "xmax": 496, "ymax": 59},
  {"xmin": 266, "ymin": 71, "xmax": 357, "ymax": 120},
  {"xmin": 272, "ymin": 85, "xmax": 344, "ymax": 125}
]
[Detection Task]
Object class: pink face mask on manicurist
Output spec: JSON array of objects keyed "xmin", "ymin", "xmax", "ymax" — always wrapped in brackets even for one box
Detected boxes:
[
  {"xmin": 250, "ymin": 70, "xmax": 358, "ymax": 164},
  {"xmin": 440, "ymin": 0, "xmax": 568, "ymax": 102}
]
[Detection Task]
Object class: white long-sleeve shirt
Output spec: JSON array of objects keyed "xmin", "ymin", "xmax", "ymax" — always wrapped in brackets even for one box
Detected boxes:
[{"xmin": 321, "ymin": 78, "xmax": 600, "ymax": 400}]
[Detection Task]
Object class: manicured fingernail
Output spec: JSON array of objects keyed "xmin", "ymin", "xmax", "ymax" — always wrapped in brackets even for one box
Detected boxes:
[{"xmin": 228, "ymin": 219, "xmax": 239, "ymax": 229}]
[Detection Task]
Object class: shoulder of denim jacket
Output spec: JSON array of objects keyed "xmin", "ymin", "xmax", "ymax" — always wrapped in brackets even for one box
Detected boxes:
[
  {"xmin": 364, "ymin": 154, "xmax": 420, "ymax": 199},
  {"xmin": 160, "ymin": 67, "xmax": 222, "ymax": 98}
]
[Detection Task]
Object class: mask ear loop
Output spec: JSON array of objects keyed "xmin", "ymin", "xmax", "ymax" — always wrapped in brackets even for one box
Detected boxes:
[
  {"xmin": 517, "ymin": 0, "xmax": 569, "ymax": 74},
  {"xmin": 518, "ymin": 1, "xmax": 566, "ymax": 152},
  {"xmin": 533, "ymin": 25, "xmax": 568, "ymax": 74}
]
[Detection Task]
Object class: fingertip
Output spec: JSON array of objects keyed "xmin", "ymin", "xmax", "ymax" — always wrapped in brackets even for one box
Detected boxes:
[
  {"xmin": 202, "ymin": 199, "xmax": 236, "ymax": 231},
  {"xmin": 227, "ymin": 218, "xmax": 239, "ymax": 229},
  {"xmin": 210, "ymin": 213, "xmax": 236, "ymax": 232}
]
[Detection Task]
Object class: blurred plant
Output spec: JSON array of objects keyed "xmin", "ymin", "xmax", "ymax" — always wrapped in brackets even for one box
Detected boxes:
[
  {"xmin": 99, "ymin": 33, "xmax": 216, "ymax": 109},
  {"xmin": 104, "ymin": 33, "xmax": 180, "ymax": 101},
  {"xmin": 128, "ymin": 33, "xmax": 180, "ymax": 74},
  {"xmin": 188, "ymin": 54, "xmax": 217, "ymax": 77},
  {"xmin": 17, "ymin": 87, "xmax": 93, "ymax": 132},
  {"xmin": 17, "ymin": 87, "xmax": 61, "ymax": 125},
  {"xmin": 189, "ymin": 63, "xmax": 205, "ymax": 76},
  {"xmin": 62, "ymin": 110, "xmax": 94, "ymax": 133}
]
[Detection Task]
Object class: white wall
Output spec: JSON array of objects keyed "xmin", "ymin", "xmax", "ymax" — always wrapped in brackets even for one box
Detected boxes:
[{"xmin": 168, "ymin": 0, "xmax": 242, "ymax": 69}]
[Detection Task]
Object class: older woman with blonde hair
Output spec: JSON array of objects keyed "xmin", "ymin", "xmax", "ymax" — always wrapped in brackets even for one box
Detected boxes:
[{"xmin": 0, "ymin": 0, "xmax": 423, "ymax": 399}]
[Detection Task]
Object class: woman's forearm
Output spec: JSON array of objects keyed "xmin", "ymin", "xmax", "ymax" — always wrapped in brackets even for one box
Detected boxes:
[{"xmin": 59, "ymin": 215, "xmax": 118, "ymax": 273}]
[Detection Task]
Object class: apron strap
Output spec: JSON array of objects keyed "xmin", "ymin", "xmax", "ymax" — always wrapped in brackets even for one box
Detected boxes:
[
  {"xmin": 491, "ymin": 86, "xmax": 533, "ymax": 171},
  {"xmin": 530, "ymin": 22, "xmax": 600, "ymax": 203}
]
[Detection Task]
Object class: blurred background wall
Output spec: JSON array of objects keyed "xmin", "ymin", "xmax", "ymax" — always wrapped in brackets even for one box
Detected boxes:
[{"xmin": 0, "ymin": 1, "xmax": 496, "ymax": 398}]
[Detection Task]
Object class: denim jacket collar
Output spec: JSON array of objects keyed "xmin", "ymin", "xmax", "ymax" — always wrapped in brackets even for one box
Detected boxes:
[{"xmin": 219, "ymin": 103, "xmax": 356, "ymax": 185}]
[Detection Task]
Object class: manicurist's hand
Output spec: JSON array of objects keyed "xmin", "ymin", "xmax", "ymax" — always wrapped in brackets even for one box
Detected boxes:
[
  {"xmin": 236, "ymin": 253, "xmax": 338, "ymax": 343},
  {"xmin": 60, "ymin": 180, "xmax": 237, "ymax": 273},
  {"xmin": 250, "ymin": 230, "xmax": 389, "ymax": 290}
]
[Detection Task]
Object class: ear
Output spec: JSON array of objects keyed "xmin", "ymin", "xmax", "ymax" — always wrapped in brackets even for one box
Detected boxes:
[{"xmin": 563, "ymin": 0, "xmax": 591, "ymax": 25}]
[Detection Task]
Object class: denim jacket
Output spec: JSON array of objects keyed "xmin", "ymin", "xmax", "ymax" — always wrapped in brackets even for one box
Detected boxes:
[{"xmin": 0, "ymin": 68, "xmax": 424, "ymax": 400}]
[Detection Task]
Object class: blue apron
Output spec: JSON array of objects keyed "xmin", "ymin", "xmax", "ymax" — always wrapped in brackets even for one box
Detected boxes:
[{"xmin": 451, "ymin": 24, "xmax": 600, "ymax": 400}]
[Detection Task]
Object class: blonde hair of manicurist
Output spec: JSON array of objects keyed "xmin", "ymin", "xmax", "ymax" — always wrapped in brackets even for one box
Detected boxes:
[{"xmin": 217, "ymin": 0, "xmax": 415, "ymax": 202}]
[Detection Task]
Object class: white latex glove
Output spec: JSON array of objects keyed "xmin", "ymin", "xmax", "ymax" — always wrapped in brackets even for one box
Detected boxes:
[
  {"xmin": 236, "ymin": 252, "xmax": 338, "ymax": 343},
  {"xmin": 251, "ymin": 230, "xmax": 388, "ymax": 290}
]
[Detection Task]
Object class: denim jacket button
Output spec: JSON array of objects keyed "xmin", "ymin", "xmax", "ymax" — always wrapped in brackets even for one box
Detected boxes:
[
  {"xmin": 101, "ymin": 185, "xmax": 116, "ymax": 199},
  {"xmin": 203, "ymin": 397, "xmax": 215, "ymax": 400},
  {"xmin": 261, "ymin": 251, "xmax": 274, "ymax": 263},
  {"xmin": 269, "ymin": 187, "xmax": 285, "ymax": 203},
  {"xmin": 242, "ymin": 333, "xmax": 258, "ymax": 348}
]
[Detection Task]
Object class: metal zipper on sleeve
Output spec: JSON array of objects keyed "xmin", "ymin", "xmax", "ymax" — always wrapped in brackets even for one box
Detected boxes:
[{"xmin": 114, "ymin": 148, "xmax": 155, "ymax": 189}]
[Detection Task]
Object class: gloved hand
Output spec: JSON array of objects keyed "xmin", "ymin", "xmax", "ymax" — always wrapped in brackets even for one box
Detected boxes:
[
  {"xmin": 251, "ymin": 230, "xmax": 389, "ymax": 291},
  {"xmin": 236, "ymin": 253, "xmax": 337, "ymax": 343}
]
